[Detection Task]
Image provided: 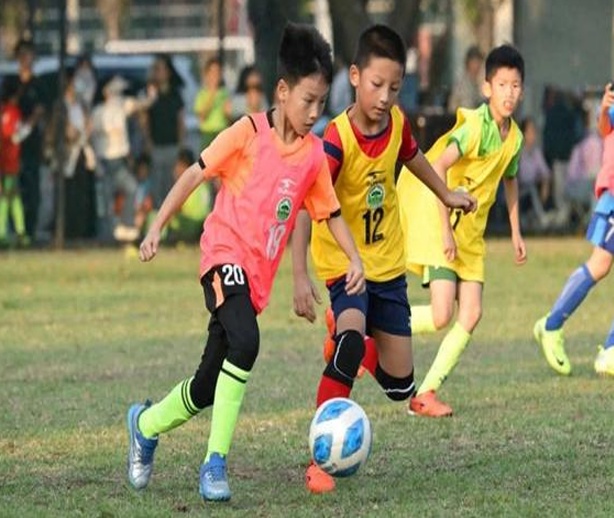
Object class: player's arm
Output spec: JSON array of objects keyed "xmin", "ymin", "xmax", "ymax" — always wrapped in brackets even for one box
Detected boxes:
[
  {"xmin": 139, "ymin": 162, "xmax": 204, "ymax": 261},
  {"xmin": 597, "ymin": 83, "xmax": 614, "ymax": 137},
  {"xmin": 325, "ymin": 214, "xmax": 365, "ymax": 296},
  {"xmin": 403, "ymin": 148, "xmax": 476, "ymax": 213},
  {"xmin": 502, "ymin": 175, "xmax": 527, "ymax": 265},
  {"xmin": 291, "ymin": 209, "xmax": 321, "ymax": 323}
]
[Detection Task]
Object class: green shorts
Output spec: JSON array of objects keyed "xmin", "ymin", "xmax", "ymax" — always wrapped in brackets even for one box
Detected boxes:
[{"xmin": 421, "ymin": 265, "xmax": 458, "ymax": 287}]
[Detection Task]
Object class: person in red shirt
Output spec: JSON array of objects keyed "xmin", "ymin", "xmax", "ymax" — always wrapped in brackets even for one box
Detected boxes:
[
  {"xmin": 0, "ymin": 76, "xmax": 30, "ymax": 247},
  {"xmin": 125, "ymin": 23, "xmax": 365, "ymax": 505}
]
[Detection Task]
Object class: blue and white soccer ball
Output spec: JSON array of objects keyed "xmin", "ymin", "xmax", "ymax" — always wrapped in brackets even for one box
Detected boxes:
[{"xmin": 308, "ymin": 397, "xmax": 372, "ymax": 477}]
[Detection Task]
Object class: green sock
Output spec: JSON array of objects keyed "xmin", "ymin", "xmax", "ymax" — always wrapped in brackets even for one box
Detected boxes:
[
  {"xmin": 418, "ymin": 322, "xmax": 471, "ymax": 394},
  {"xmin": 0, "ymin": 195, "xmax": 8, "ymax": 239},
  {"xmin": 138, "ymin": 377, "xmax": 200, "ymax": 439},
  {"xmin": 411, "ymin": 305, "xmax": 437, "ymax": 334},
  {"xmin": 205, "ymin": 359, "xmax": 250, "ymax": 462},
  {"xmin": 10, "ymin": 195, "xmax": 26, "ymax": 235}
]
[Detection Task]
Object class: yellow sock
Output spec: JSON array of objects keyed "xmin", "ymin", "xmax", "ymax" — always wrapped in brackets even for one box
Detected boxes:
[
  {"xmin": 411, "ymin": 305, "xmax": 437, "ymax": 334},
  {"xmin": 418, "ymin": 322, "xmax": 471, "ymax": 394}
]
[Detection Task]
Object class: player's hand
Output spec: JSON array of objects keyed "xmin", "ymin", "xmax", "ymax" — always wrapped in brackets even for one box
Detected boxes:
[
  {"xmin": 512, "ymin": 234, "xmax": 527, "ymax": 265},
  {"xmin": 293, "ymin": 273, "xmax": 321, "ymax": 323},
  {"xmin": 445, "ymin": 188, "xmax": 477, "ymax": 214},
  {"xmin": 601, "ymin": 83, "xmax": 614, "ymax": 111},
  {"xmin": 345, "ymin": 258, "xmax": 365, "ymax": 296},
  {"xmin": 442, "ymin": 225, "xmax": 457, "ymax": 262},
  {"xmin": 139, "ymin": 228, "xmax": 161, "ymax": 262}
]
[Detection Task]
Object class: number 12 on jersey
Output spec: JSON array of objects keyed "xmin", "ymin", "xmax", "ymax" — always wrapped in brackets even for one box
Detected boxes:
[{"xmin": 362, "ymin": 207, "xmax": 384, "ymax": 244}]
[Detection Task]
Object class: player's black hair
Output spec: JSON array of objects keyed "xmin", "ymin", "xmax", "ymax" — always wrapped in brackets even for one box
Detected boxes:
[
  {"xmin": 14, "ymin": 37, "xmax": 35, "ymax": 57},
  {"xmin": 277, "ymin": 22, "xmax": 333, "ymax": 86},
  {"xmin": 485, "ymin": 44, "xmax": 524, "ymax": 82},
  {"xmin": 353, "ymin": 24, "xmax": 406, "ymax": 73}
]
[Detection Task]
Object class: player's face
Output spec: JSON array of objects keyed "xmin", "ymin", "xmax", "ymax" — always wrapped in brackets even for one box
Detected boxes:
[
  {"xmin": 483, "ymin": 67, "xmax": 523, "ymax": 121},
  {"xmin": 350, "ymin": 57, "xmax": 404, "ymax": 123},
  {"xmin": 279, "ymin": 73, "xmax": 329, "ymax": 136}
]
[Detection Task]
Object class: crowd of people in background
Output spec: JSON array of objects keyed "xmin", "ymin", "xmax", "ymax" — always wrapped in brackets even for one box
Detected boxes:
[{"xmin": 0, "ymin": 38, "xmax": 604, "ymax": 248}]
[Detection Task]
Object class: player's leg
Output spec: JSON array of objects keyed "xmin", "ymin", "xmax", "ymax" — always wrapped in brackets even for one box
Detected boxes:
[
  {"xmin": 200, "ymin": 267, "xmax": 259, "ymax": 502},
  {"xmin": 0, "ymin": 176, "xmax": 9, "ymax": 245},
  {"xmin": 364, "ymin": 275, "xmax": 415, "ymax": 399},
  {"xmin": 411, "ymin": 267, "xmax": 457, "ymax": 334},
  {"xmin": 307, "ymin": 280, "xmax": 368, "ymax": 494},
  {"xmin": 535, "ymin": 207, "xmax": 613, "ymax": 375},
  {"xmin": 411, "ymin": 281, "xmax": 480, "ymax": 417},
  {"xmin": 126, "ymin": 313, "xmax": 227, "ymax": 490},
  {"xmin": 5, "ymin": 176, "xmax": 27, "ymax": 244}
]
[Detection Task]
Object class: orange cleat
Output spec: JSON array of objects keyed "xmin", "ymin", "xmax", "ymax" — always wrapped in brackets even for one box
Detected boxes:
[
  {"xmin": 322, "ymin": 307, "xmax": 366, "ymax": 378},
  {"xmin": 323, "ymin": 307, "xmax": 336, "ymax": 363},
  {"xmin": 408, "ymin": 390, "xmax": 453, "ymax": 418},
  {"xmin": 305, "ymin": 463, "xmax": 336, "ymax": 494}
]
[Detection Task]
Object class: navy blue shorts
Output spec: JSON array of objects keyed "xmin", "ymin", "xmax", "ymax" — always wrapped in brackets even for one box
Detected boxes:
[{"xmin": 327, "ymin": 274, "xmax": 411, "ymax": 337}]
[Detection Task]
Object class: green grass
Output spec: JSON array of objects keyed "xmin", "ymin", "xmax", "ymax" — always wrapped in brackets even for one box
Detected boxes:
[{"xmin": 1, "ymin": 238, "xmax": 613, "ymax": 517}]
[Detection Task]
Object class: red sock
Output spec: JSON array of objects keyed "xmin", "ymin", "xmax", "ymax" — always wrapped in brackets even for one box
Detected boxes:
[
  {"xmin": 316, "ymin": 375, "xmax": 351, "ymax": 407},
  {"xmin": 362, "ymin": 336, "xmax": 378, "ymax": 376}
]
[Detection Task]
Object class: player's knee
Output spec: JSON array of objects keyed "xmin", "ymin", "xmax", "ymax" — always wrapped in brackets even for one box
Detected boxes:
[
  {"xmin": 375, "ymin": 365, "xmax": 416, "ymax": 401},
  {"xmin": 226, "ymin": 324, "xmax": 260, "ymax": 372},
  {"xmin": 433, "ymin": 306, "xmax": 454, "ymax": 330},
  {"xmin": 323, "ymin": 330, "xmax": 365, "ymax": 384}
]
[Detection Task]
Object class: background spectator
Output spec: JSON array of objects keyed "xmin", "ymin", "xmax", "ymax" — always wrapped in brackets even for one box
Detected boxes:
[
  {"xmin": 91, "ymin": 75, "xmax": 155, "ymax": 241},
  {"xmin": 73, "ymin": 54, "xmax": 97, "ymax": 113},
  {"xmin": 565, "ymin": 108, "xmax": 603, "ymax": 229},
  {"xmin": 518, "ymin": 117, "xmax": 553, "ymax": 231},
  {"xmin": 447, "ymin": 45, "xmax": 484, "ymax": 112},
  {"xmin": 230, "ymin": 65, "xmax": 268, "ymax": 121},
  {"xmin": 143, "ymin": 54, "xmax": 185, "ymax": 208},
  {"xmin": 0, "ymin": 76, "xmax": 29, "ymax": 247},
  {"xmin": 14, "ymin": 37, "xmax": 45, "ymax": 241},
  {"xmin": 194, "ymin": 57, "xmax": 230, "ymax": 149}
]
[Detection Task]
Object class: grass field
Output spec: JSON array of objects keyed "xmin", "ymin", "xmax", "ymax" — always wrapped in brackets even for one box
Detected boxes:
[{"xmin": 1, "ymin": 237, "xmax": 613, "ymax": 517}]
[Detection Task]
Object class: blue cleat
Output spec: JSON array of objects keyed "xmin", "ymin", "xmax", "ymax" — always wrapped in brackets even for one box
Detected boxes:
[
  {"xmin": 126, "ymin": 401, "xmax": 158, "ymax": 490},
  {"xmin": 199, "ymin": 453, "xmax": 231, "ymax": 501}
]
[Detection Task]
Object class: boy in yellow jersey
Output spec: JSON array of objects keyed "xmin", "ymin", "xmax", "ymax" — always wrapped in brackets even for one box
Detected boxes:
[
  {"xmin": 292, "ymin": 24, "xmax": 476, "ymax": 494},
  {"xmin": 398, "ymin": 44, "xmax": 527, "ymax": 417}
]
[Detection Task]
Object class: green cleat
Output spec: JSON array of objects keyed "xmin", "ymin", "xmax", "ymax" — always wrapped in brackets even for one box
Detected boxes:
[
  {"xmin": 594, "ymin": 346, "xmax": 614, "ymax": 377},
  {"xmin": 533, "ymin": 316, "xmax": 571, "ymax": 376}
]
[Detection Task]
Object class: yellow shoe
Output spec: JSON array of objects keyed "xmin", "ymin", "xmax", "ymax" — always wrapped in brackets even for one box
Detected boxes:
[
  {"xmin": 305, "ymin": 463, "xmax": 335, "ymax": 494},
  {"xmin": 594, "ymin": 346, "xmax": 614, "ymax": 376},
  {"xmin": 533, "ymin": 316, "xmax": 571, "ymax": 375}
]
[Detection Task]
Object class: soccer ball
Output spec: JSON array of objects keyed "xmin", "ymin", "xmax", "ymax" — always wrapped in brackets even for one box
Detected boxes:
[{"xmin": 308, "ymin": 397, "xmax": 372, "ymax": 477}]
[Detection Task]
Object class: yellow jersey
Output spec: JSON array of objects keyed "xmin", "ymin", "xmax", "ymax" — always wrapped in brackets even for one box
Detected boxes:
[
  {"xmin": 311, "ymin": 106, "xmax": 408, "ymax": 282},
  {"xmin": 398, "ymin": 105, "xmax": 522, "ymax": 281}
]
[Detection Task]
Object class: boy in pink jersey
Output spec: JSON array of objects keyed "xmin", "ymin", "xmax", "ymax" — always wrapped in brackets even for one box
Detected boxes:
[{"xmin": 126, "ymin": 23, "xmax": 365, "ymax": 504}]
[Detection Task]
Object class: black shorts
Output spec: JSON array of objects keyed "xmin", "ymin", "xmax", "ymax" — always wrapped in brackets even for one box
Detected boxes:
[{"xmin": 201, "ymin": 264, "xmax": 251, "ymax": 313}]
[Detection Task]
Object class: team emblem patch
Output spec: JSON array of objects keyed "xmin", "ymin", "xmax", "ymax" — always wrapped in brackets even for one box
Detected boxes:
[
  {"xmin": 366, "ymin": 184, "xmax": 385, "ymax": 209},
  {"xmin": 276, "ymin": 197, "xmax": 292, "ymax": 222}
]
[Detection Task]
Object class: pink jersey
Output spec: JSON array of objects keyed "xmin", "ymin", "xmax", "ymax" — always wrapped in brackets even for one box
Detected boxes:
[
  {"xmin": 199, "ymin": 111, "xmax": 340, "ymax": 313},
  {"xmin": 595, "ymin": 130, "xmax": 614, "ymax": 198}
]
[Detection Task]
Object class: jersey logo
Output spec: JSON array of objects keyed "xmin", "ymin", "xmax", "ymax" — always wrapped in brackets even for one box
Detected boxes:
[
  {"xmin": 275, "ymin": 197, "xmax": 292, "ymax": 222},
  {"xmin": 366, "ymin": 183, "xmax": 385, "ymax": 210}
]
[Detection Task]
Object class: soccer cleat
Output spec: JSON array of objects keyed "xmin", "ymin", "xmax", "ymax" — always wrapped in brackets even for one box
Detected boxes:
[
  {"xmin": 323, "ymin": 307, "xmax": 336, "ymax": 364},
  {"xmin": 305, "ymin": 463, "xmax": 336, "ymax": 494},
  {"xmin": 408, "ymin": 390, "xmax": 453, "ymax": 417},
  {"xmin": 322, "ymin": 307, "xmax": 366, "ymax": 378},
  {"xmin": 199, "ymin": 453, "xmax": 231, "ymax": 502},
  {"xmin": 533, "ymin": 316, "xmax": 571, "ymax": 375},
  {"xmin": 594, "ymin": 345, "xmax": 614, "ymax": 376},
  {"xmin": 126, "ymin": 401, "xmax": 159, "ymax": 490}
]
